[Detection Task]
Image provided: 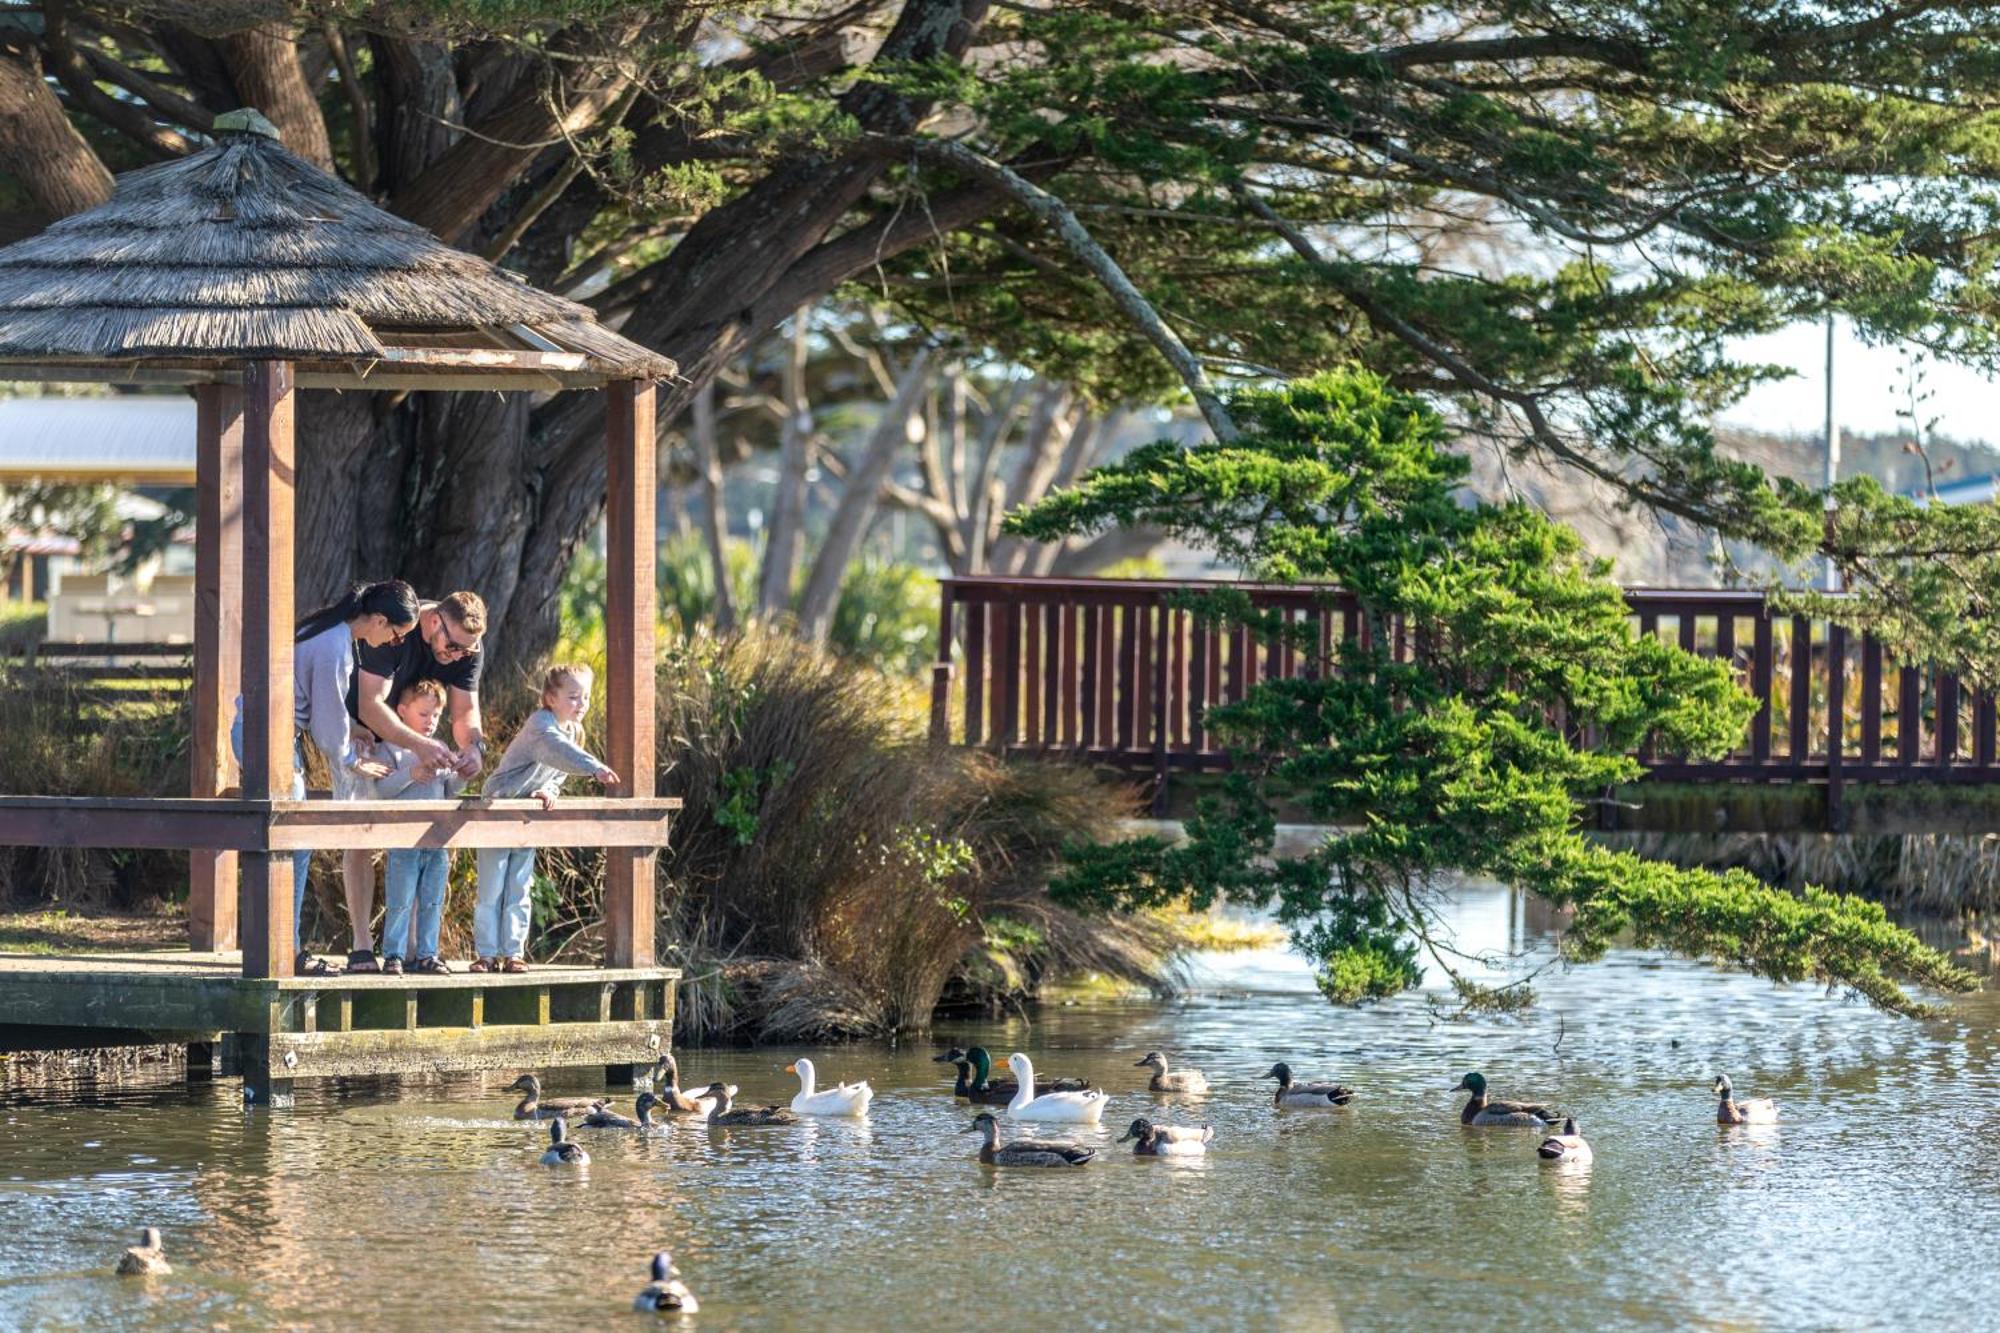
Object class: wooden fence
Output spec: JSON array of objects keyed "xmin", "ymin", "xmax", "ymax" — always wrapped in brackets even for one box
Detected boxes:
[{"xmin": 929, "ymin": 577, "xmax": 2000, "ymax": 803}]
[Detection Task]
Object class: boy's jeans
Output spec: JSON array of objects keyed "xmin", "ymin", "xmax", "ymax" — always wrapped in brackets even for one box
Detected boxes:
[
  {"xmin": 229, "ymin": 711, "xmax": 310, "ymax": 954},
  {"xmin": 382, "ymin": 849, "xmax": 449, "ymax": 962},
  {"xmin": 474, "ymin": 847, "xmax": 536, "ymax": 959}
]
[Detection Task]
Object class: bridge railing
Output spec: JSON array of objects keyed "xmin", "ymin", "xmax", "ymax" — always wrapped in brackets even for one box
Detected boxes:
[{"xmin": 929, "ymin": 576, "xmax": 1999, "ymax": 796}]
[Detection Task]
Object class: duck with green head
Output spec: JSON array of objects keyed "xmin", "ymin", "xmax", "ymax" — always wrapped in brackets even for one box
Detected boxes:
[
  {"xmin": 933, "ymin": 1046, "xmax": 1089, "ymax": 1103},
  {"xmin": 1118, "ymin": 1116, "xmax": 1215, "ymax": 1157},
  {"xmin": 585, "ymin": 1092, "xmax": 664, "ymax": 1129},
  {"xmin": 1454, "ymin": 1072, "xmax": 1560, "ymax": 1128},
  {"xmin": 1264, "ymin": 1062, "xmax": 1354, "ymax": 1108}
]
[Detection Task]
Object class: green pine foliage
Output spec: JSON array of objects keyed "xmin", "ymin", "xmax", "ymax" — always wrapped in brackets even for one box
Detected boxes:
[{"xmin": 1006, "ymin": 370, "xmax": 1975, "ymax": 1016}]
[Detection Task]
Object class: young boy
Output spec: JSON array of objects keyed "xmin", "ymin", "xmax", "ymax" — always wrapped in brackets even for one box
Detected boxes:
[
  {"xmin": 371, "ymin": 679, "xmax": 467, "ymax": 975},
  {"xmin": 474, "ymin": 664, "xmax": 619, "ymax": 973}
]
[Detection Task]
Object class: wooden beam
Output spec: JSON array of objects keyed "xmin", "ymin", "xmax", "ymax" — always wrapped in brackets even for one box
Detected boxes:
[
  {"xmin": 604, "ymin": 379, "xmax": 658, "ymax": 969},
  {"xmin": 190, "ymin": 383, "xmax": 243, "ymax": 952},
  {"xmin": 240, "ymin": 360, "xmax": 296, "ymax": 980},
  {"xmin": 0, "ymin": 797, "xmax": 681, "ymax": 851}
]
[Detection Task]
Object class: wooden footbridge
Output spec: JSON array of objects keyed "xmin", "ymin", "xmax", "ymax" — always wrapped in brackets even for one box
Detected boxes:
[
  {"xmin": 0, "ymin": 114, "xmax": 679, "ymax": 1103},
  {"xmin": 929, "ymin": 576, "xmax": 2000, "ymax": 836}
]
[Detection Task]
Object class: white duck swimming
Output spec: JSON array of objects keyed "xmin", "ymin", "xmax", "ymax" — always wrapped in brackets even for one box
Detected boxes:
[
  {"xmin": 786, "ymin": 1058, "xmax": 873, "ymax": 1117},
  {"xmin": 1537, "ymin": 1116, "xmax": 1593, "ymax": 1165},
  {"xmin": 1006, "ymin": 1052, "xmax": 1110, "ymax": 1123}
]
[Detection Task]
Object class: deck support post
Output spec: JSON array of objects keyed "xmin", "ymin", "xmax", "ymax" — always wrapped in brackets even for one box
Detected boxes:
[
  {"xmin": 190, "ymin": 384, "xmax": 244, "ymax": 950},
  {"xmin": 238, "ymin": 1033, "xmax": 294, "ymax": 1107},
  {"xmin": 185, "ymin": 1040, "xmax": 216, "ymax": 1081},
  {"xmin": 604, "ymin": 380, "xmax": 657, "ymax": 969},
  {"xmin": 240, "ymin": 360, "xmax": 296, "ymax": 980}
]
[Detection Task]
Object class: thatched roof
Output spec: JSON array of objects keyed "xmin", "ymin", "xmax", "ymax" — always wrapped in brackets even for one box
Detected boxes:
[{"xmin": 0, "ymin": 110, "xmax": 674, "ymax": 389}]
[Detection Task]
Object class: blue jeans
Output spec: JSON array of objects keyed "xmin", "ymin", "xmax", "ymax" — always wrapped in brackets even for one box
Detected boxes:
[
  {"xmin": 229, "ymin": 710, "xmax": 311, "ymax": 954},
  {"xmin": 383, "ymin": 849, "xmax": 449, "ymax": 962},
  {"xmin": 474, "ymin": 847, "xmax": 536, "ymax": 960}
]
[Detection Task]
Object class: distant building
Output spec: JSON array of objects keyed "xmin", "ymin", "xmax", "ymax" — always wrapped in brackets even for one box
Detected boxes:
[{"xmin": 1911, "ymin": 473, "xmax": 1998, "ymax": 506}]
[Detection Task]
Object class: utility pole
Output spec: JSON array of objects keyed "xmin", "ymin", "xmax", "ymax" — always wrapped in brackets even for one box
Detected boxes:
[{"xmin": 1824, "ymin": 316, "xmax": 1842, "ymax": 593}]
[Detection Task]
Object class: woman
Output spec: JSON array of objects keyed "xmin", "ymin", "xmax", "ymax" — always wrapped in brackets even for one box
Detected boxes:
[{"xmin": 233, "ymin": 580, "xmax": 419, "ymax": 976}]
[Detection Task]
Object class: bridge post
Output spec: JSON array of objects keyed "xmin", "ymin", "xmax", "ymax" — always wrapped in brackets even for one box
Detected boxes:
[
  {"xmin": 930, "ymin": 582, "xmax": 955, "ymax": 748},
  {"xmin": 1826, "ymin": 621, "xmax": 1845, "ymax": 832}
]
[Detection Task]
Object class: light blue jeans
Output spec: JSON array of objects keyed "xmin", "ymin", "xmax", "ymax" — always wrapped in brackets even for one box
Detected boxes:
[
  {"xmin": 383, "ymin": 849, "xmax": 449, "ymax": 962},
  {"xmin": 474, "ymin": 847, "xmax": 536, "ymax": 960},
  {"xmin": 229, "ymin": 710, "xmax": 310, "ymax": 954}
]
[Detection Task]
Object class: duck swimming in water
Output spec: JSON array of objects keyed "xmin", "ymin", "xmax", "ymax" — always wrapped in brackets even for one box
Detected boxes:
[
  {"xmin": 1712, "ymin": 1074, "xmax": 1779, "ymax": 1125},
  {"xmin": 1454, "ymin": 1072, "xmax": 1560, "ymax": 1128},
  {"xmin": 702, "ymin": 1082, "xmax": 799, "ymax": 1126},
  {"xmin": 1136, "ymin": 1051, "xmax": 1210, "ymax": 1094},
  {"xmin": 1006, "ymin": 1053, "xmax": 1111, "ymax": 1123},
  {"xmin": 632, "ymin": 1250, "xmax": 699, "ymax": 1314},
  {"xmin": 1118, "ymin": 1116, "xmax": 1214, "ymax": 1157},
  {"xmin": 966, "ymin": 1111, "xmax": 1096, "ymax": 1167},
  {"xmin": 539, "ymin": 1116, "xmax": 591, "ymax": 1165},
  {"xmin": 116, "ymin": 1228, "xmax": 171, "ymax": 1276},
  {"xmin": 585, "ymin": 1092, "xmax": 664, "ymax": 1129},
  {"xmin": 1264, "ymin": 1062, "xmax": 1355, "ymax": 1108},
  {"xmin": 643, "ymin": 1054, "xmax": 732, "ymax": 1118},
  {"xmin": 786, "ymin": 1058, "xmax": 873, "ymax": 1117},
  {"xmin": 934, "ymin": 1046, "xmax": 1089, "ymax": 1102},
  {"xmin": 507, "ymin": 1073, "xmax": 604, "ymax": 1122},
  {"xmin": 1537, "ymin": 1117, "xmax": 1593, "ymax": 1164}
]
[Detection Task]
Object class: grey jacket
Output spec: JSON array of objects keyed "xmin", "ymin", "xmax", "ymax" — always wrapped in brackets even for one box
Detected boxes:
[
  {"xmin": 483, "ymin": 708, "xmax": 604, "ymax": 799},
  {"xmin": 373, "ymin": 741, "xmax": 469, "ymax": 801}
]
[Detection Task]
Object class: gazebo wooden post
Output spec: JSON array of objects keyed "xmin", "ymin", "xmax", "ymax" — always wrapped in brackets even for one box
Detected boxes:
[
  {"xmin": 238, "ymin": 361, "xmax": 297, "ymax": 1006},
  {"xmin": 190, "ymin": 383, "xmax": 244, "ymax": 954},
  {"xmin": 604, "ymin": 380, "xmax": 657, "ymax": 990}
]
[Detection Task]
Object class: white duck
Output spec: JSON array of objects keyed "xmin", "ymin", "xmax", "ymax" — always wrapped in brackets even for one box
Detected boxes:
[
  {"xmin": 786, "ymin": 1058, "xmax": 874, "ymax": 1117},
  {"xmin": 1007, "ymin": 1052, "xmax": 1110, "ymax": 1124}
]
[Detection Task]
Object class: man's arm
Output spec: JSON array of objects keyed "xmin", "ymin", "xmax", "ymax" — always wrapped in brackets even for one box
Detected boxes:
[
  {"xmin": 449, "ymin": 686, "xmax": 484, "ymax": 776},
  {"xmin": 357, "ymin": 669, "xmax": 453, "ymax": 765}
]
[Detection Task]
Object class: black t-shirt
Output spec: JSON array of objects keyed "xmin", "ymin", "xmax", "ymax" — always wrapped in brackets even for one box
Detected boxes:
[{"xmin": 344, "ymin": 629, "xmax": 482, "ymax": 722}]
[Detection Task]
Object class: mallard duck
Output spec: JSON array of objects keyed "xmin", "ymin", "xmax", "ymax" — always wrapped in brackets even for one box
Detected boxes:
[
  {"xmin": 633, "ymin": 1250, "xmax": 699, "ymax": 1314},
  {"xmin": 586, "ymin": 1092, "xmax": 664, "ymax": 1129},
  {"xmin": 1136, "ymin": 1050, "xmax": 1210, "ymax": 1094},
  {"xmin": 1712, "ymin": 1074, "xmax": 1779, "ymax": 1125},
  {"xmin": 786, "ymin": 1058, "xmax": 873, "ymax": 1117},
  {"xmin": 1118, "ymin": 1116, "xmax": 1214, "ymax": 1157},
  {"xmin": 1263, "ymin": 1062, "xmax": 1354, "ymax": 1108},
  {"xmin": 966, "ymin": 1111, "xmax": 1095, "ymax": 1167},
  {"xmin": 116, "ymin": 1227, "xmax": 171, "ymax": 1276},
  {"xmin": 539, "ymin": 1116, "xmax": 591, "ymax": 1165},
  {"xmin": 1454, "ymin": 1072, "xmax": 1560, "ymax": 1128},
  {"xmin": 1006, "ymin": 1053, "xmax": 1111, "ymax": 1123},
  {"xmin": 508, "ymin": 1073, "xmax": 604, "ymax": 1122},
  {"xmin": 644, "ymin": 1054, "xmax": 733, "ymax": 1118},
  {"xmin": 1537, "ymin": 1117, "xmax": 1593, "ymax": 1164},
  {"xmin": 934, "ymin": 1047, "xmax": 1090, "ymax": 1102},
  {"xmin": 702, "ymin": 1082, "xmax": 798, "ymax": 1126}
]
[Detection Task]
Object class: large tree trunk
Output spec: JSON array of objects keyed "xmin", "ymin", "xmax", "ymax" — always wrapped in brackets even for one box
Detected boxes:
[
  {"xmin": 690, "ymin": 381, "xmax": 737, "ymax": 633},
  {"xmin": 757, "ymin": 311, "xmax": 814, "ymax": 618},
  {"xmin": 796, "ymin": 345, "xmax": 933, "ymax": 642},
  {"xmin": 0, "ymin": 35, "xmax": 112, "ymax": 218}
]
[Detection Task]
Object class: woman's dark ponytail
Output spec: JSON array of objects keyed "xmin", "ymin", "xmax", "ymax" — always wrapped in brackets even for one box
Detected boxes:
[{"xmin": 294, "ymin": 579, "xmax": 421, "ymax": 643}]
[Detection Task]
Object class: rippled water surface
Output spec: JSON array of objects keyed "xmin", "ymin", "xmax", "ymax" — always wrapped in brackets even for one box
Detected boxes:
[{"xmin": 6, "ymin": 885, "xmax": 1999, "ymax": 1331}]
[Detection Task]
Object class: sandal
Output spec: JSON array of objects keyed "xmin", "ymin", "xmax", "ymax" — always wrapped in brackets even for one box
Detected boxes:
[
  {"xmin": 345, "ymin": 949, "xmax": 380, "ymax": 974},
  {"xmin": 503, "ymin": 957, "xmax": 529, "ymax": 974},
  {"xmin": 381, "ymin": 956, "xmax": 404, "ymax": 976},
  {"xmin": 296, "ymin": 953, "xmax": 336, "ymax": 977},
  {"xmin": 411, "ymin": 956, "xmax": 452, "ymax": 975},
  {"xmin": 469, "ymin": 958, "xmax": 497, "ymax": 974}
]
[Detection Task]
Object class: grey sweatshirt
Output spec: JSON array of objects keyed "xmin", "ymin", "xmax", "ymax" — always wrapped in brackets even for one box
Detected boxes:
[
  {"xmin": 483, "ymin": 708, "xmax": 604, "ymax": 799},
  {"xmin": 373, "ymin": 741, "xmax": 469, "ymax": 801},
  {"xmin": 235, "ymin": 624, "xmax": 366, "ymax": 773}
]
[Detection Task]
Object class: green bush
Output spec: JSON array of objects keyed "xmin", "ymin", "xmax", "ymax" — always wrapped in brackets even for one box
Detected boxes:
[{"xmin": 827, "ymin": 558, "xmax": 937, "ymax": 675}]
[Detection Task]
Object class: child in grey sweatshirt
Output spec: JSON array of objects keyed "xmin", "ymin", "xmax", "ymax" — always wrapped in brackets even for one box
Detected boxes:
[
  {"xmin": 372, "ymin": 680, "xmax": 466, "ymax": 974},
  {"xmin": 473, "ymin": 664, "xmax": 619, "ymax": 972}
]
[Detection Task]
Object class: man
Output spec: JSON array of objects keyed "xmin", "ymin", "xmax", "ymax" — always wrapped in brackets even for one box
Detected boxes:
[{"xmin": 341, "ymin": 590, "xmax": 487, "ymax": 971}]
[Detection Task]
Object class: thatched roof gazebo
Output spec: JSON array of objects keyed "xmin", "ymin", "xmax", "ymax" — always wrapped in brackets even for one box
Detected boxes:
[
  {"xmin": 0, "ymin": 111, "xmax": 674, "ymax": 994},
  {"xmin": 0, "ymin": 109, "xmax": 671, "ymax": 387}
]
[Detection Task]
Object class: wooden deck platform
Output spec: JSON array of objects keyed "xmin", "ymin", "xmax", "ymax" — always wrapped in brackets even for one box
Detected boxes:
[{"xmin": 0, "ymin": 951, "xmax": 678, "ymax": 1105}]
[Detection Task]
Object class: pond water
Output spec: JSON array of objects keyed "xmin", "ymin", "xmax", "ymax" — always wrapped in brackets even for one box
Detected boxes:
[{"xmin": 5, "ymin": 884, "xmax": 1998, "ymax": 1331}]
